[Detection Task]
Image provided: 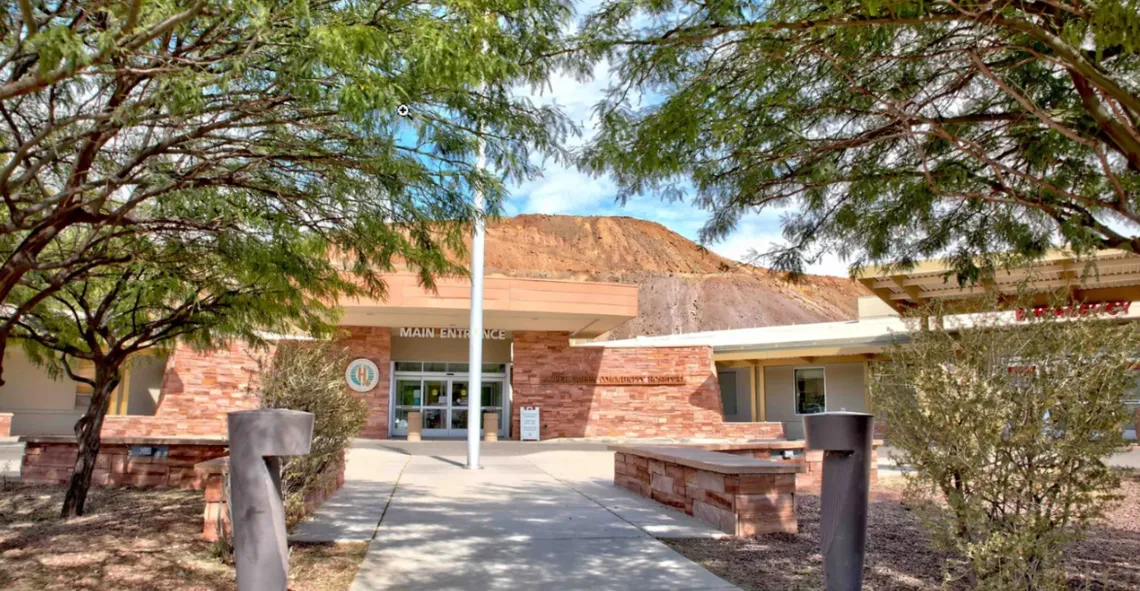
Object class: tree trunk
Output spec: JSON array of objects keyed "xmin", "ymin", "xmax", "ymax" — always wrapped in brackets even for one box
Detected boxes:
[{"xmin": 61, "ymin": 365, "xmax": 120, "ymax": 518}]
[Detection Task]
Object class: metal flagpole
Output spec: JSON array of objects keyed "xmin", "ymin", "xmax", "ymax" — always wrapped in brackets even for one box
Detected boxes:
[{"xmin": 466, "ymin": 111, "xmax": 486, "ymax": 470}]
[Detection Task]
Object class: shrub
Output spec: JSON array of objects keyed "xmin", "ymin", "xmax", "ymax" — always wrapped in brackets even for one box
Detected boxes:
[
  {"xmin": 870, "ymin": 296, "xmax": 1136, "ymax": 590},
  {"xmin": 256, "ymin": 342, "xmax": 367, "ymax": 525}
]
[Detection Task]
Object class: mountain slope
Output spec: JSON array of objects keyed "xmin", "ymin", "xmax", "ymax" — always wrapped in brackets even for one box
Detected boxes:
[{"xmin": 464, "ymin": 214, "xmax": 869, "ymax": 339}]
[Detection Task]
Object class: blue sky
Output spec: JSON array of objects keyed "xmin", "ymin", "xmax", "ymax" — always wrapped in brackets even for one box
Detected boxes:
[{"xmin": 503, "ymin": 59, "xmax": 851, "ymax": 277}]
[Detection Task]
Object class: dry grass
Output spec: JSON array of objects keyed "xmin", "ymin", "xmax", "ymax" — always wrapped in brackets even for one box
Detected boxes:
[
  {"xmin": 0, "ymin": 482, "xmax": 365, "ymax": 591},
  {"xmin": 666, "ymin": 472, "xmax": 1140, "ymax": 591}
]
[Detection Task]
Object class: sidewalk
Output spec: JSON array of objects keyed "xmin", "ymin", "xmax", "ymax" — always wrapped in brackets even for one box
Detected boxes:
[
  {"xmin": 336, "ymin": 444, "xmax": 738, "ymax": 590},
  {"xmin": 289, "ymin": 440, "xmax": 409, "ymax": 543}
]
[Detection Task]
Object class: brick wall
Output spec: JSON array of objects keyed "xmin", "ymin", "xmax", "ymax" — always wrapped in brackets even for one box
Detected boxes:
[
  {"xmin": 338, "ymin": 327, "xmax": 392, "ymax": 439},
  {"xmin": 99, "ymin": 342, "xmax": 273, "ymax": 438},
  {"xmin": 511, "ymin": 331, "xmax": 784, "ymax": 440},
  {"xmin": 0, "ymin": 412, "xmax": 11, "ymax": 437},
  {"xmin": 21, "ymin": 439, "xmax": 228, "ymax": 488}
]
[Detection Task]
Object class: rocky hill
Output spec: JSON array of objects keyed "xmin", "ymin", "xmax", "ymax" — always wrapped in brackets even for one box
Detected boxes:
[{"xmin": 469, "ymin": 215, "xmax": 869, "ymax": 340}]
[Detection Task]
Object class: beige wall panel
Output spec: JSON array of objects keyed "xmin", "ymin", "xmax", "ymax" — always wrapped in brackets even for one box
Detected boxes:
[
  {"xmin": 390, "ymin": 334, "xmax": 512, "ymax": 363},
  {"xmin": 764, "ymin": 362, "xmax": 868, "ymax": 440},
  {"xmin": 0, "ymin": 349, "xmax": 75, "ymax": 412},
  {"xmin": 126, "ymin": 355, "xmax": 168, "ymax": 416}
]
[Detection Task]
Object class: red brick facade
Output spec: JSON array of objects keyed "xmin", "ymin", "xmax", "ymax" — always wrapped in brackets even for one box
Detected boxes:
[
  {"xmin": 85, "ymin": 328, "xmax": 781, "ymax": 442},
  {"xmin": 511, "ymin": 331, "xmax": 783, "ymax": 440},
  {"xmin": 100, "ymin": 342, "xmax": 272, "ymax": 438},
  {"xmin": 337, "ymin": 326, "xmax": 392, "ymax": 439},
  {"xmin": 0, "ymin": 412, "xmax": 11, "ymax": 437}
]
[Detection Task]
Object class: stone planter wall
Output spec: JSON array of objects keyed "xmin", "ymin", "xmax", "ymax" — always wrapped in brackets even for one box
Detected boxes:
[
  {"xmin": 196, "ymin": 452, "xmax": 346, "ymax": 542},
  {"xmin": 614, "ymin": 451, "xmax": 799, "ymax": 536},
  {"xmin": 20, "ymin": 436, "xmax": 228, "ymax": 488}
]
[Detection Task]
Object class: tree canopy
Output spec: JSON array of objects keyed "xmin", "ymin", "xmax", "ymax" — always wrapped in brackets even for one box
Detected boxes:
[
  {"xmin": 579, "ymin": 0, "xmax": 1140, "ymax": 279},
  {"xmin": 0, "ymin": 0, "xmax": 576, "ymax": 380}
]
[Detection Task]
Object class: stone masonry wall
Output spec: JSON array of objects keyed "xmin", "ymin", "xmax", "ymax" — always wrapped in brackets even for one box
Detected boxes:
[
  {"xmin": 614, "ymin": 451, "xmax": 797, "ymax": 535},
  {"xmin": 511, "ymin": 331, "xmax": 784, "ymax": 440},
  {"xmin": 100, "ymin": 342, "xmax": 273, "ymax": 438},
  {"xmin": 21, "ymin": 439, "xmax": 228, "ymax": 488},
  {"xmin": 337, "ymin": 326, "xmax": 392, "ymax": 439}
]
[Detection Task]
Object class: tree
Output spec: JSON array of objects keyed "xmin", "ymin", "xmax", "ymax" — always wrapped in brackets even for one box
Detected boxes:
[
  {"xmin": 870, "ymin": 296, "xmax": 1136, "ymax": 589},
  {"xmin": 578, "ymin": 0, "xmax": 1140, "ymax": 279},
  {"xmin": 14, "ymin": 230, "xmax": 356, "ymax": 517},
  {"xmin": 0, "ymin": 0, "xmax": 575, "ymax": 382}
]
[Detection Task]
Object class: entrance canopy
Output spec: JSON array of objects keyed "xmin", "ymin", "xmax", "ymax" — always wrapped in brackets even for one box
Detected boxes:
[
  {"xmin": 858, "ymin": 250, "xmax": 1140, "ymax": 312},
  {"xmin": 341, "ymin": 274, "xmax": 638, "ymax": 338}
]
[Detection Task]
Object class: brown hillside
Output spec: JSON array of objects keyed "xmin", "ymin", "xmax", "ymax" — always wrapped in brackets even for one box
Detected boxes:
[{"xmin": 458, "ymin": 214, "xmax": 869, "ymax": 339}]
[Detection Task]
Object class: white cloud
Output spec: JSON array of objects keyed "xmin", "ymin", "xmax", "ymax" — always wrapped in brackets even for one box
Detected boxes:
[
  {"xmin": 510, "ymin": 164, "xmax": 616, "ymax": 215},
  {"xmin": 706, "ymin": 213, "xmax": 851, "ymax": 277}
]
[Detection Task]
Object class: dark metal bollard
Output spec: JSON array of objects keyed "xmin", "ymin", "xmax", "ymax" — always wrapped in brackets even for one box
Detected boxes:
[
  {"xmin": 803, "ymin": 412, "xmax": 875, "ymax": 591},
  {"xmin": 228, "ymin": 409, "xmax": 315, "ymax": 591}
]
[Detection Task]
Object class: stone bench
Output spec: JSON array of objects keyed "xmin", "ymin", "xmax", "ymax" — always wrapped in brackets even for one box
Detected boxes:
[
  {"xmin": 691, "ymin": 439, "xmax": 884, "ymax": 491},
  {"xmin": 610, "ymin": 445, "xmax": 804, "ymax": 536}
]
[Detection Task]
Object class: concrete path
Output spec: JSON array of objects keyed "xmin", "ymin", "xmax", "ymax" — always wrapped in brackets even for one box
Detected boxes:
[
  {"xmin": 289, "ymin": 440, "xmax": 409, "ymax": 543},
  {"xmin": 347, "ymin": 443, "xmax": 737, "ymax": 591}
]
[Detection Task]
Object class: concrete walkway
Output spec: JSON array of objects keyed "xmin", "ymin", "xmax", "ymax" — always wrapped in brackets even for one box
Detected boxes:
[
  {"xmin": 295, "ymin": 441, "xmax": 737, "ymax": 590},
  {"xmin": 289, "ymin": 440, "xmax": 409, "ymax": 543}
]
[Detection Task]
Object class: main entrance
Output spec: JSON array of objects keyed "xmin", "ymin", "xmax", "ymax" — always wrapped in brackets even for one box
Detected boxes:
[{"xmin": 390, "ymin": 362, "xmax": 509, "ymax": 438}]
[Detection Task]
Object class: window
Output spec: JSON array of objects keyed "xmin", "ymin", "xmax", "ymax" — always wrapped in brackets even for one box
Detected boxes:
[
  {"xmin": 795, "ymin": 368, "xmax": 826, "ymax": 415},
  {"xmin": 717, "ymin": 371, "xmax": 738, "ymax": 415}
]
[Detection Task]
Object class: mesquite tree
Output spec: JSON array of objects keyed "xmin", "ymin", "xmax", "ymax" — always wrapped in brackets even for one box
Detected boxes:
[
  {"xmin": 0, "ymin": 0, "xmax": 576, "ymax": 382},
  {"xmin": 14, "ymin": 232, "xmax": 354, "ymax": 517},
  {"xmin": 871, "ymin": 297, "xmax": 1136, "ymax": 589},
  {"xmin": 579, "ymin": 0, "xmax": 1140, "ymax": 279}
]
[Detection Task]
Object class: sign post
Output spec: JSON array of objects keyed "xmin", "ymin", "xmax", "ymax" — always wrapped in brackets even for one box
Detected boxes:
[
  {"xmin": 520, "ymin": 407, "xmax": 540, "ymax": 441},
  {"xmin": 466, "ymin": 122, "xmax": 486, "ymax": 470},
  {"xmin": 227, "ymin": 409, "xmax": 314, "ymax": 591},
  {"xmin": 803, "ymin": 412, "xmax": 874, "ymax": 591}
]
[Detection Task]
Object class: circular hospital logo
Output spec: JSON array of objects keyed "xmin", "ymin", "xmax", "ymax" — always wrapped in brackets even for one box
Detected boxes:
[{"xmin": 345, "ymin": 358, "xmax": 380, "ymax": 392}]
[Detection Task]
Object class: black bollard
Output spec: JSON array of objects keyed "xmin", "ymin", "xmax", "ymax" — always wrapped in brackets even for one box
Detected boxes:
[
  {"xmin": 803, "ymin": 412, "xmax": 874, "ymax": 591},
  {"xmin": 228, "ymin": 409, "xmax": 314, "ymax": 591}
]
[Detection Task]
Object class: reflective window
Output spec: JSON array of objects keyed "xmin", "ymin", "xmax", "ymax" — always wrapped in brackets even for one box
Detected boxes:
[
  {"xmin": 394, "ymin": 361, "xmax": 422, "ymax": 372},
  {"xmin": 795, "ymin": 368, "xmax": 826, "ymax": 415},
  {"xmin": 395, "ymin": 380, "xmax": 421, "ymax": 406},
  {"xmin": 423, "ymin": 362, "xmax": 448, "ymax": 372},
  {"xmin": 481, "ymin": 363, "xmax": 507, "ymax": 374},
  {"xmin": 481, "ymin": 382, "xmax": 503, "ymax": 407},
  {"xmin": 447, "ymin": 362, "xmax": 470, "ymax": 373}
]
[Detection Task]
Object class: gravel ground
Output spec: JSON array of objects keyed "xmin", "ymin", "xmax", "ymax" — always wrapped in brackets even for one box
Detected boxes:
[
  {"xmin": 666, "ymin": 473, "xmax": 1140, "ymax": 591},
  {"xmin": 0, "ymin": 482, "xmax": 366, "ymax": 591}
]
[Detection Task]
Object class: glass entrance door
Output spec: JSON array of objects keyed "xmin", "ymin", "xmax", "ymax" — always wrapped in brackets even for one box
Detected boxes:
[
  {"xmin": 390, "ymin": 364, "xmax": 509, "ymax": 438},
  {"xmin": 421, "ymin": 379, "xmax": 448, "ymax": 437}
]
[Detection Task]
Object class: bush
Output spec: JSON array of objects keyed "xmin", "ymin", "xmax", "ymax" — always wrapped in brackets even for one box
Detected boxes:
[
  {"xmin": 870, "ymin": 296, "xmax": 1136, "ymax": 590},
  {"xmin": 256, "ymin": 342, "xmax": 367, "ymax": 525}
]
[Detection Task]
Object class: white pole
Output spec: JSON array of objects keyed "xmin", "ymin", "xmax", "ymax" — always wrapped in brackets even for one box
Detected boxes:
[{"xmin": 466, "ymin": 125, "xmax": 486, "ymax": 470}]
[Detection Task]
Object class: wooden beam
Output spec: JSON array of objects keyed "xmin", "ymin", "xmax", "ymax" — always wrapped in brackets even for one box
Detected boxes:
[
  {"xmin": 863, "ymin": 360, "xmax": 872, "ymax": 413},
  {"xmin": 757, "ymin": 365, "xmax": 767, "ymax": 422},
  {"xmin": 749, "ymin": 363, "xmax": 758, "ymax": 422}
]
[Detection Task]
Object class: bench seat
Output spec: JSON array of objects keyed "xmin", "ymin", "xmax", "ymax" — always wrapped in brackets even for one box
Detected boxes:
[{"xmin": 610, "ymin": 445, "xmax": 803, "ymax": 536}]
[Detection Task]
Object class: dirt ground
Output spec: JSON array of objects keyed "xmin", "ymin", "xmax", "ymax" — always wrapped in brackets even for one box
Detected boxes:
[
  {"xmin": 666, "ymin": 473, "xmax": 1140, "ymax": 591},
  {"xmin": 0, "ymin": 482, "xmax": 365, "ymax": 591}
]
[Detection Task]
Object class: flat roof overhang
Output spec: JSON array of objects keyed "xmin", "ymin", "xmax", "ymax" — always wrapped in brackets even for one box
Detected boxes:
[
  {"xmin": 858, "ymin": 249, "xmax": 1140, "ymax": 312},
  {"xmin": 711, "ymin": 342, "xmax": 897, "ymax": 363},
  {"xmin": 340, "ymin": 273, "xmax": 638, "ymax": 339}
]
